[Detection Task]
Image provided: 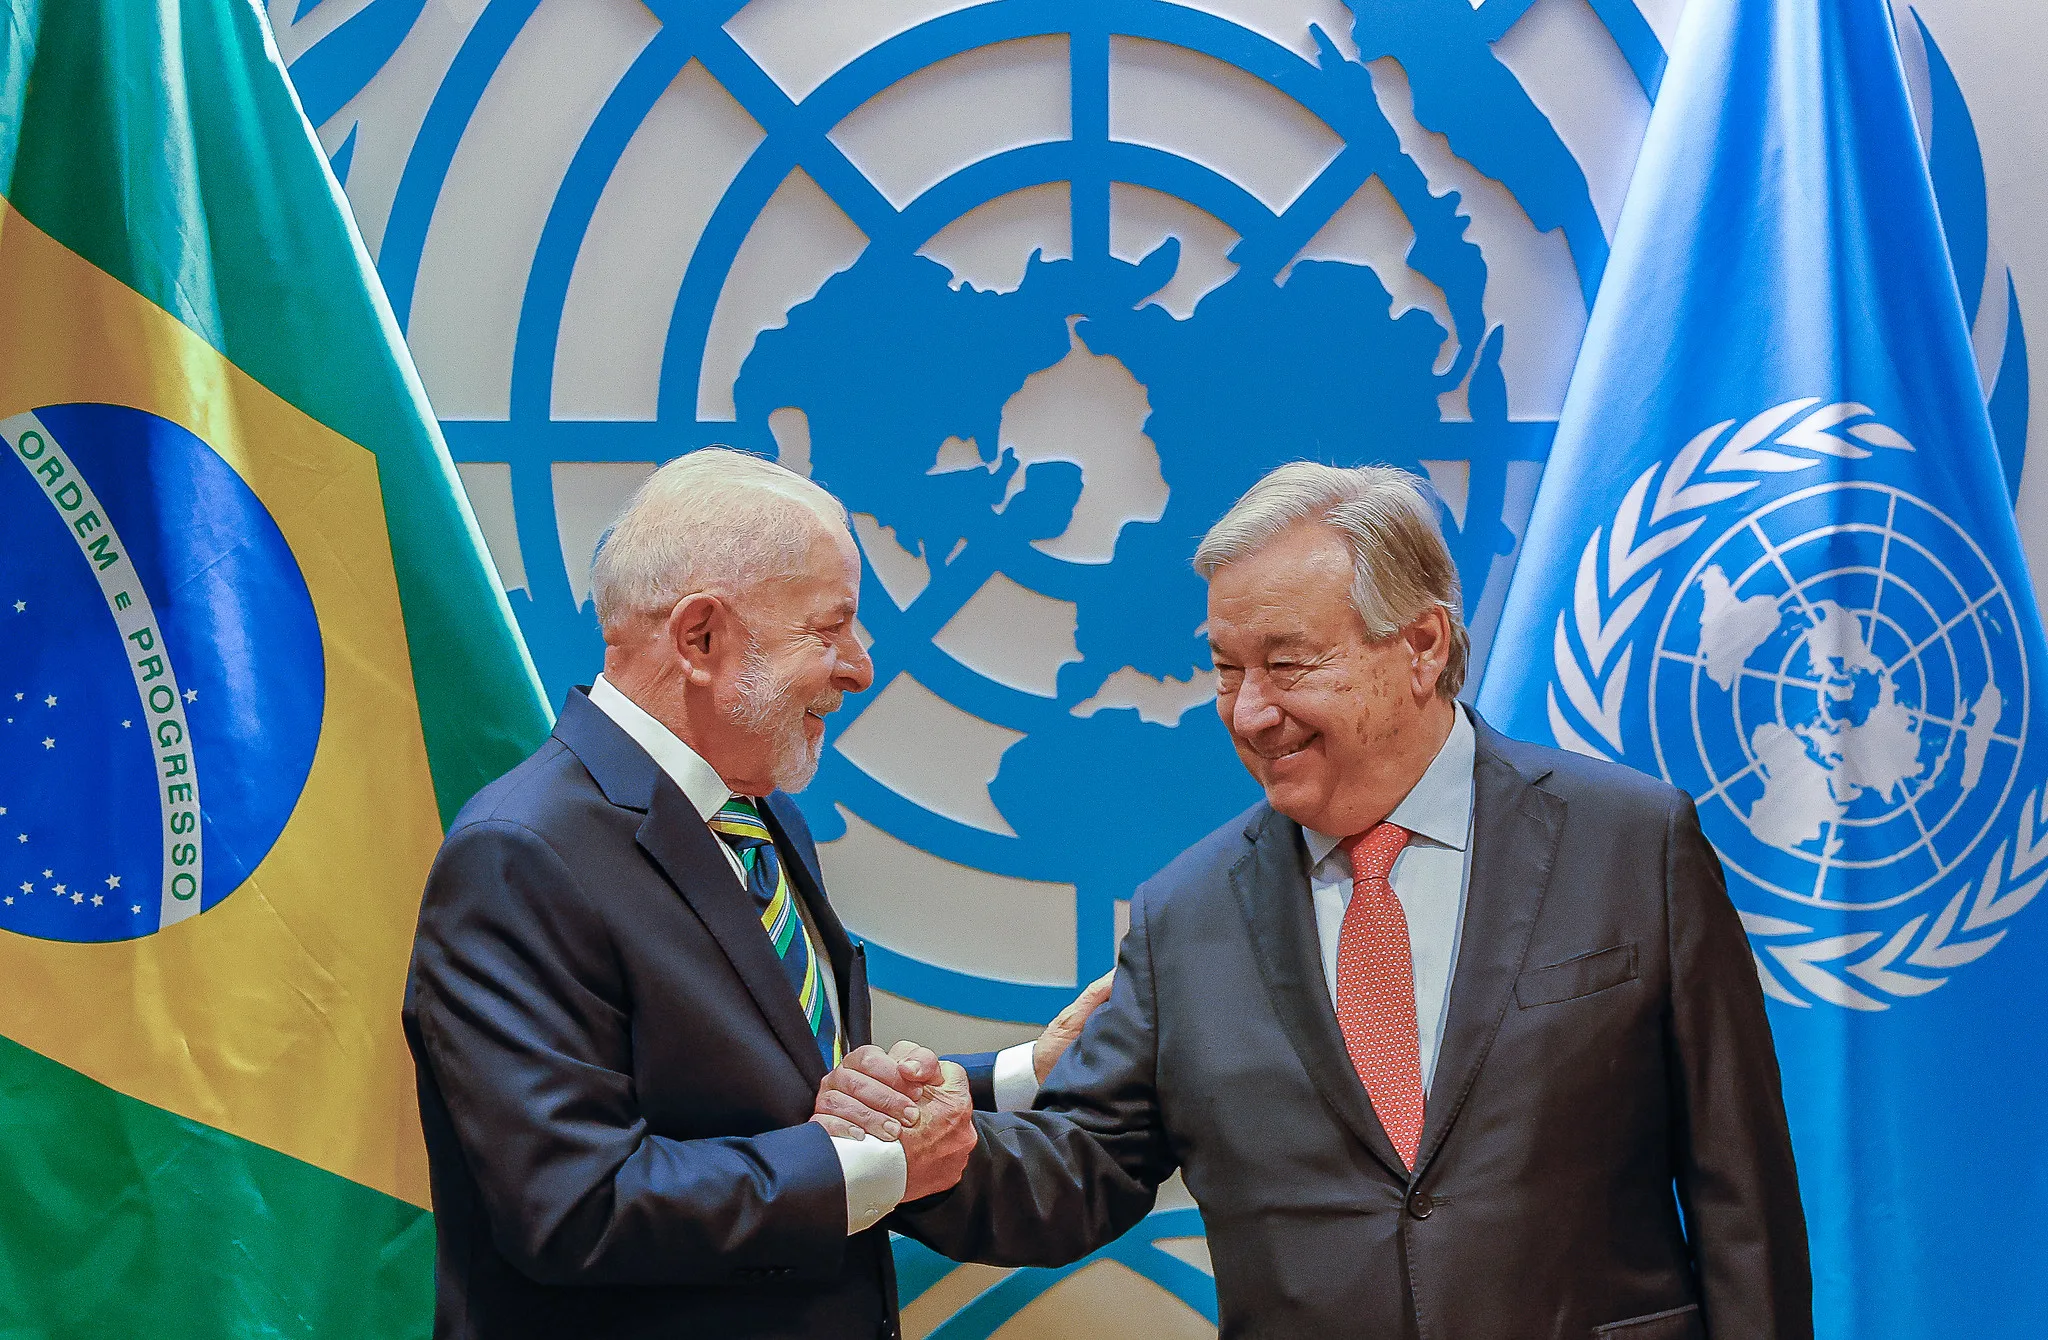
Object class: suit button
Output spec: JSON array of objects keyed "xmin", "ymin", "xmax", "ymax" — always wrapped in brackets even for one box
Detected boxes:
[{"xmin": 1407, "ymin": 1191, "xmax": 1434, "ymax": 1220}]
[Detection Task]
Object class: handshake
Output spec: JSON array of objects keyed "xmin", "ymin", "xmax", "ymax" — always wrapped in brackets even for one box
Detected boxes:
[
  {"xmin": 806, "ymin": 971, "xmax": 1115, "ymax": 1200},
  {"xmin": 809, "ymin": 1042, "xmax": 979, "ymax": 1199}
]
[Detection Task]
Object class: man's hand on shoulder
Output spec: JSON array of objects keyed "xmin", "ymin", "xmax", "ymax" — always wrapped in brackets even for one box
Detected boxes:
[
  {"xmin": 1034, "ymin": 971, "xmax": 1114, "ymax": 1084},
  {"xmin": 811, "ymin": 1042, "xmax": 977, "ymax": 1199}
]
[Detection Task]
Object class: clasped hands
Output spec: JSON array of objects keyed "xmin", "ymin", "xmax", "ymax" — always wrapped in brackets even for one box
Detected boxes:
[
  {"xmin": 809, "ymin": 971, "xmax": 1115, "ymax": 1199},
  {"xmin": 810, "ymin": 1042, "xmax": 977, "ymax": 1200}
]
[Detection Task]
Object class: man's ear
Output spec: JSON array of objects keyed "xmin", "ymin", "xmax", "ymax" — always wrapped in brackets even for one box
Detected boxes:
[
  {"xmin": 667, "ymin": 592, "xmax": 725, "ymax": 687},
  {"xmin": 1403, "ymin": 606, "xmax": 1450, "ymax": 696}
]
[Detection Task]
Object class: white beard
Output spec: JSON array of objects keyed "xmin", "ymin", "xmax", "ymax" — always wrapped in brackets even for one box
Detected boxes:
[{"xmin": 730, "ymin": 644, "xmax": 828, "ymax": 793}]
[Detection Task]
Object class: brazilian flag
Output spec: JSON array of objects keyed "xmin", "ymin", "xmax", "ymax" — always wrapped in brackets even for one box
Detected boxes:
[{"xmin": 0, "ymin": 0, "xmax": 551, "ymax": 1334}]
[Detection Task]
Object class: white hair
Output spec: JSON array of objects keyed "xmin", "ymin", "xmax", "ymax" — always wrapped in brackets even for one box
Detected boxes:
[
  {"xmin": 1193, "ymin": 462, "xmax": 1470, "ymax": 697},
  {"xmin": 590, "ymin": 447, "xmax": 849, "ymax": 635}
]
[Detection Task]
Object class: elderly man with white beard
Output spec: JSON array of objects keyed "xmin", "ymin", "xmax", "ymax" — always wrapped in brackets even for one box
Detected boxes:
[{"xmin": 401, "ymin": 449, "xmax": 1107, "ymax": 1340}]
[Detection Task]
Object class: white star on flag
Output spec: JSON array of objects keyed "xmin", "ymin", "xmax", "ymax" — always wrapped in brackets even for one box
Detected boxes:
[
  {"xmin": 54, "ymin": 884, "xmax": 66, "ymax": 895},
  {"xmin": 105, "ymin": 875, "xmax": 120, "ymax": 889},
  {"xmin": 131, "ymin": 905, "xmax": 142, "ymax": 915},
  {"xmin": 3, "ymin": 896, "xmax": 12, "ymax": 906},
  {"xmin": 11, "ymin": 601, "xmax": 22, "ymax": 612},
  {"xmin": 70, "ymin": 892, "xmax": 83, "ymax": 905},
  {"xmin": 41, "ymin": 738, "xmax": 55, "ymax": 750},
  {"xmin": 17, "ymin": 882, "xmax": 29, "ymax": 894},
  {"xmin": 41, "ymin": 869, "xmax": 52, "ymax": 878},
  {"xmin": 43, "ymin": 695, "xmax": 55, "ymax": 707},
  {"xmin": 184, "ymin": 688, "xmax": 199, "ymax": 703},
  {"xmin": 122, "ymin": 720, "xmax": 132, "ymax": 728},
  {"xmin": 91, "ymin": 894, "xmax": 103, "ymax": 907},
  {"xmin": 15, "ymin": 834, "xmax": 25, "ymax": 843}
]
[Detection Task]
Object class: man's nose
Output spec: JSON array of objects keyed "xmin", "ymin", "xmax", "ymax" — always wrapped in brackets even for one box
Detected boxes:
[
  {"xmin": 1231, "ymin": 676, "xmax": 1282, "ymax": 737},
  {"xmin": 836, "ymin": 636, "xmax": 875, "ymax": 695}
]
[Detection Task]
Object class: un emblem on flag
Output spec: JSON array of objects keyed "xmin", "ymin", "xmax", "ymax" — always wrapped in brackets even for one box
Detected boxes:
[
  {"xmin": 1651, "ymin": 483, "xmax": 2025, "ymax": 909},
  {"xmin": 1551, "ymin": 399, "xmax": 2046, "ymax": 1010}
]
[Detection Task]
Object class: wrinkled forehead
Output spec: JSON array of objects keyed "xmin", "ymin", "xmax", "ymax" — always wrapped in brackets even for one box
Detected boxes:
[
  {"xmin": 1206, "ymin": 538, "xmax": 1357, "ymax": 639},
  {"xmin": 1206, "ymin": 586, "xmax": 1361, "ymax": 658}
]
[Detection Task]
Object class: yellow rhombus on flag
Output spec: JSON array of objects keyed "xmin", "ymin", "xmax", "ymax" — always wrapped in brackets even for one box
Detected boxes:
[{"xmin": 0, "ymin": 0, "xmax": 553, "ymax": 1334}]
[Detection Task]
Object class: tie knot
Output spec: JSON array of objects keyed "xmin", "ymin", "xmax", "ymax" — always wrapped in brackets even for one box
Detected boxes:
[
  {"xmin": 1348, "ymin": 821, "xmax": 1410, "ymax": 885},
  {"xmin": 708, "ymin": 796, "xmax": 772, "ymax": 849}
]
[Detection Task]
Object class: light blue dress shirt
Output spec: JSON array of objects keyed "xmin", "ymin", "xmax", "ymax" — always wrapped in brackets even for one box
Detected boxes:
[{"xmin": 1302, "ymin": 704, "xmax": 1476, "ymax": 1094}]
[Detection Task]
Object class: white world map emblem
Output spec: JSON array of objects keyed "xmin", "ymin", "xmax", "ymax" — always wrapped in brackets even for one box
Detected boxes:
[
  {"xmin": 1550, "ymin": 400, "xmax": 2047, "ymax": 1010},
  {"xmin": 1653, "ymin": 483, "xmax": 2022, "ymax": 905}
]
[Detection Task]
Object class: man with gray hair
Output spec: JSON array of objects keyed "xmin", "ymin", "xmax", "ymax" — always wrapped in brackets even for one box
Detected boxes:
[
  {"xmin": 854, "ymin": 462, "xmax": 1812, "ymax": 1337},
  {"xmin": 402, "ymin": 448, "xmax": 1103, "ymax": 1340}
]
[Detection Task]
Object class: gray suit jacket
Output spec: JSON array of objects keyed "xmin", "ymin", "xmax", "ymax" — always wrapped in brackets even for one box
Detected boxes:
[{"xmin": 901, "ymin": 718, "xmax": 1811, "ymax": 1340}]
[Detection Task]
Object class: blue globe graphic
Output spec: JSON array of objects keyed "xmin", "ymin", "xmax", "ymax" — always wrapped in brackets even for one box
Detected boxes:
[
  {"xmin": 368, "ymin": 0, "xmax": 1644, "ymax": 1015},
  {"xmin": 352, "ymin": 2, "xmax": 1665, "ymax": 1325},
  {"xmin": 295, "ymin": 0, "xmax": 2018, "ymax": 1327}
]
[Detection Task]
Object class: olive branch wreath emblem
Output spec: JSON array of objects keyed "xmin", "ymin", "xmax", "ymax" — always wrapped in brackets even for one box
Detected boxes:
[{"xmin": 1545, "ymin": 398, "xmax": 2047, "ymax": 1010}]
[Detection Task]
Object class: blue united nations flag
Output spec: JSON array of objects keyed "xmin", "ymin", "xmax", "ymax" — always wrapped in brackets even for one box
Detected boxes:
[{"xmin": 1475, "ymin": 0, "xmax": 2048, "ymax": 1333}]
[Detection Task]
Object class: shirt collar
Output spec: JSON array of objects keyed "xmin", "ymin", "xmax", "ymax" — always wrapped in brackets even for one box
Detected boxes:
[
  {"xmin": 587, "ymin": 674, "xmax": 735, "ymax": 824},
  {"xmin": 1303, "ymin": 703, "xmax": 1477, "ymax": 867}
]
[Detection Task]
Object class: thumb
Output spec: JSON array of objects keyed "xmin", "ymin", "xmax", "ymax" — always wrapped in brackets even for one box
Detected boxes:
[
  {"xmin": 1054, "ymin": 971, "xmax": 1115, "ymax": 1036},
  {"xmin": 888, "ymin": 1040, "xmax": 941, "ymax": 1085}
]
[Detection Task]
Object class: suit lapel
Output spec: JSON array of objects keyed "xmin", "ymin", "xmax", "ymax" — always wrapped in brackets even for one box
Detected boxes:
[
  {"xmin": 553, "ymin": 693, "xmax": 831, "ymax": 1088},
  {"xmin": 1415, "ymin": 721, "xmax": 1564, "ymax": 1174},
  {"xmin": 635, "ymin": 784, "xmax": 832, "ymax": 1089},
  {"xmin": 1230, "ymin": 806, "xmax": 1409, "ymax": 1181},
  {"xmin": 844, "ymin": 941, "xmax": 873, "ymax": 1051}
]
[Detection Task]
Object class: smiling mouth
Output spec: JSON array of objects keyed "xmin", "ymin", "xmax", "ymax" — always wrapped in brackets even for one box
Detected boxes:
[{"xmin": 1252, "ymin": 733, "xmax": 1317, "ymax": 762}]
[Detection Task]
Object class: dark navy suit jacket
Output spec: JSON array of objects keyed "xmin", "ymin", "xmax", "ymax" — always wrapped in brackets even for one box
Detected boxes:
[
  {"xmin": 903, "ymin": 718, "xmax": 1812, "ymax": 1340},
  {"xmin": 404, "ymin": 690, "xmax": 990, "ymax": 1339}
]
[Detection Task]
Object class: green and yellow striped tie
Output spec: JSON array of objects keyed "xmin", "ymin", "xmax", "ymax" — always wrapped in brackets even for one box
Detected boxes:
[{"xmin": 708, "ymin": 797, "xmax": 842, "ymax": 1068}]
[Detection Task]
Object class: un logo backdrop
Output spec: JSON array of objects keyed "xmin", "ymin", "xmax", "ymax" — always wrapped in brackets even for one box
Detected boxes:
[{"xmin": 270, "ymin": 0, "xmax": 2036, "ymax": 1333}]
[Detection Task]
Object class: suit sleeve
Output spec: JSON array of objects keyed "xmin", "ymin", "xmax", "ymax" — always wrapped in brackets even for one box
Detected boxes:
[
  {"xmin": 950, "ymin": 1052, "xmax": 1001, "ymax": 1112},
  {"xmin": 892, "ymin": 886, "xmax": 1171, "ymax": 1265},
  {"xmin": 1663, "ymin": 794, "xmax": 1814, "ymax": 1337},
  {"xmin": 405, "ymin": 818, "xmax": 847, "ymax": 1288}
]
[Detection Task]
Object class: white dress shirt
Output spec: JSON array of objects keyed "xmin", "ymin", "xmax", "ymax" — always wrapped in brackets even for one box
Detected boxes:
[
  {"xmin": 1000, "ymin": 704, "xmax": 1478, "ymax": 1113},
  {"xmin": 587, "ymin": 675, "xmax": 906, "ymax": 1234}
]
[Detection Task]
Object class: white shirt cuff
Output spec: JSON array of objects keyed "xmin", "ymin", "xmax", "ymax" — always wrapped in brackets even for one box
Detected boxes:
[
  {"xmin": 992, "ymin": 1042, "xmax": 1041, "ymax": 1113},
  {"xmin": 831, "ymin": 1133, "xmax": 907, "ymax": 1235}
]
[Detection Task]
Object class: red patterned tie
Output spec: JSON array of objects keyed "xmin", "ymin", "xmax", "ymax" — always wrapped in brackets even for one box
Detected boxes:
[{"xmin": 1337, "ymin": 821, "xmax": 1425, "ymax": 1170}]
